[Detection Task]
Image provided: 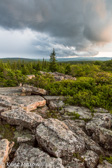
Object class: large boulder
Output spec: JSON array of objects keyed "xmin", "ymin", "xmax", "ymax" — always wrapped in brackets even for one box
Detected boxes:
[
  {"xmin": 8, "ymin": 144, "xmax": 64, "ymax": 168},
  {"xmin": 36, "ymin": 118, "xmax": 85, "ymax": 158},
  {"xmin": 1, "ymin": 108, "xmax": 43, "ymax": 130},
  {"xmin": 0, "ymin": 139, "xmax": 14, "ymax": 168},
  {"xmin": 64, "ymin": 120, "xmax": 103, "ymax": 155},
  {"xmin": 86, "ymin": 113, "xmax": 112, "ymax": 150}
]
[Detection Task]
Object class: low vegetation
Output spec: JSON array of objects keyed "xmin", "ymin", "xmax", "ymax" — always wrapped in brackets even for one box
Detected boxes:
[{"xmin": 0, "ymin": 58, "xmax": 112, "ymax": 111}]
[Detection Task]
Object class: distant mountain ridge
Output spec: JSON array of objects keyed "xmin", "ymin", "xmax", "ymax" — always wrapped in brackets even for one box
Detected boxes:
[{"xmin": 0, "ymin": 57, "xmax": 112, "ymax": 62}]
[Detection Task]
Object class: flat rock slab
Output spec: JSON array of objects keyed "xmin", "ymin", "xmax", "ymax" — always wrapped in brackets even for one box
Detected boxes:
[
  {"xmin": 1, "ymin": 108, "xmax": 43, "ymax": 130},
  {"xmin": 62, "ymin": 106, "xmax": 92, "ymax": 120},
  {"xmin": 8, "ymin": 144, "xmax": 64, "ymax": 168},
  {"xmin": 36, "ymin": 118, "xmax": 85, "ymax": 158},
  {"xmin": 13, "ymin": 96, "xmax": 46, "ymax": 111},
  {"xmin": 0, "ymin": 139, "xmax": 14, "ymax": 168},
  {"xmin": 22, "ymin": 85, "xmax": 47, "ymax": 96},
  {"xmin": 0, "ymin": 95, "xmax": 13, "ymax": 108},
  {"xmin": 0, "ymin": 87, "xmax": 22, "ymax": 96}
]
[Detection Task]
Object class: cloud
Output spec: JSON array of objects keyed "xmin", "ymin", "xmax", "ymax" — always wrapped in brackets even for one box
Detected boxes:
[{"xmin": 0, "ymin": 0, "xmax": 112, "ymax": 57}]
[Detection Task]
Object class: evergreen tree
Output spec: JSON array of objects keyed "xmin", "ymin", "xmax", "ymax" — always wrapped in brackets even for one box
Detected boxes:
[{"xmin": 49, "ymin": 48, "xmax": 57, "ymax": 72}]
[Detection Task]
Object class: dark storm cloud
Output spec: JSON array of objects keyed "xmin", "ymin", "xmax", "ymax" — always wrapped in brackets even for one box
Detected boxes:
[{"xmin": 0, "ymin": 0, "xmax": 112, "ymax": 56}]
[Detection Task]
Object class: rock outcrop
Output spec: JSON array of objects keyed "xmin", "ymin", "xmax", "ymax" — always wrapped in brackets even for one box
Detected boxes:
[
  {"xmin": 1, "ymin": 108, "xmax": 43, "ymax": 130},
  {"xmin": 8, "ymin": 144, "xmax": 64, "ymax": 168},
  {"xmin": 0, "ymin": 86, "xmax": 112, "ymax": 168},
  {"xmin": 40, "ymin": 71, "xmax": 76, "ymax": 81},
  {"xmin": 36, "ymin": 118, "xmax": 85, "ymax": 158},
  {"xmin": 64, "ymin": 120, "xmax": 103, "ymax": 155}
]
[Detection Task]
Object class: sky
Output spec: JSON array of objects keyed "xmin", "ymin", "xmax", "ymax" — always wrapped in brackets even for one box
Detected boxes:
[{"xmin": 0, "ymin": 0, "xmax": 112, "ymax": 59}]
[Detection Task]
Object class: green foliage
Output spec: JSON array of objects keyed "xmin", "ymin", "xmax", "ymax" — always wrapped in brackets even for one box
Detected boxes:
[
  {"xmin": 105, "ymin": 156, "xmax": 112, "ymax": 164},
  {"xmin": 0, "ymin": 59, "xmax": 112, "ymax": 111},
  {"xmin": 66, "ymin": 111, "xmax": 80, "ymax": 120},
  {"xmin": 99, "ymin": 155, "xmax": 112, "ymax": 164},
  {"xmin": 0, "ymin": 124, "xmax": 16, "ymax": 141},
  {"xmin": 73, "ymin": 153, "xmax": 84, "ymax": 162},
  {"xmin": 70, "ymin": 63, "xmax": 100, "ymax": 77},
  {"xmin": 49, "ymin": 49, "xmax": 57, "ymax": 72}
]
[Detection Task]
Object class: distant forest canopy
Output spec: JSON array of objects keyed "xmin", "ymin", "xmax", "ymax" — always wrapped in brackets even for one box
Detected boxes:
[{"xmin": 0, "ymin": 58, "xmax": 112, "ymax": 111}]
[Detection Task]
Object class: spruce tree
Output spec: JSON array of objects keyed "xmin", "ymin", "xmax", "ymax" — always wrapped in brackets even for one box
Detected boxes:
[{"xmin": 49, "ymin": 48, "xmax": 57, "ymax": 72}]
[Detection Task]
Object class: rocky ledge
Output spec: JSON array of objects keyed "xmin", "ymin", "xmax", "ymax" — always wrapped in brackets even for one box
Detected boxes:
[{"xmin": 0, "ymin": 86, "xmax": 112, "ymax": 168}]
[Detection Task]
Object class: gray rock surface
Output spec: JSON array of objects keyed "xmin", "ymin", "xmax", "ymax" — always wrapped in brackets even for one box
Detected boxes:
[
  {"xmin": 0, "ymin": 95, "xmax": 46, "ymax": 112},
  {"xmin": 61, "ymin": 106, "xmax": 92, "ymax": 120},
  {"xmin": 36, "ymin": 118, "xmax": 85, "ymax": 158},
  {"xmin": 13, "ymin": 96, "xmax": 46, "ymax": 112},
  {"xmin": 40, "ymin": 71, "xmax": 76, "ymax": 81},
  {"xmin": 97, "ymin": 160, "xmax": 112, "ymax": 168},
  {"xmin": 86, "ymin": 113, "xmax": 112, "ymax": 150},
  {"xmin": 81, "ymin": 150, "xmax": 99, "ymax": 168},
  {"xmin": 94, "ymin": 108, "xmax": 109, "ymax": 113},
  {"xmin": 0, "ymin": 139, "xmax": 14, "ymax": 168},
  {"xmin": 0, "ymin": 106, "xmax": 9, "ymax": 113},
  {"xmin": 65, "ymin": 158, "xmax": 85, "ymax": 168},
  {"xmin": 1, "ymin": 108, "xmax": 43, "ymax": 130},
  {"xmin": 8, "ymin": 144, "xmax": 64, "ymax": 168},
  {"xmin": 64, "ymin": 120, "xmax": 103, "ymax": 155},
  {"xmin": 0, "ymin": 95, "xmax": 12, "ymax": 109},
  {"xmin": 22, "ymin": 85, "xmax": 47, "ymax": 96},
  {"xmin": 49, "ymin": 100, "xmax": 65, "ymax": 110},
  {"xmin": 0, "ymin": 87, "xmax": 22, "ymax": 96},
  {"xmin": 92, "ymin": 113, "xmax": 112, "ymax": 129}
]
